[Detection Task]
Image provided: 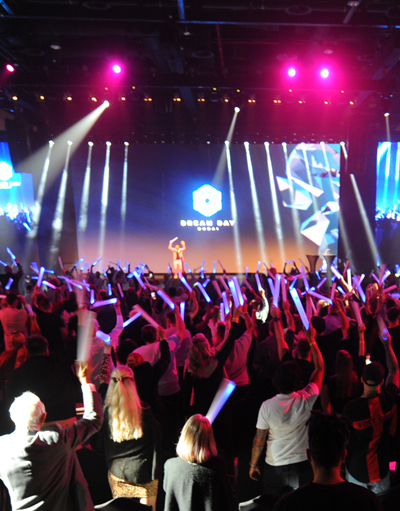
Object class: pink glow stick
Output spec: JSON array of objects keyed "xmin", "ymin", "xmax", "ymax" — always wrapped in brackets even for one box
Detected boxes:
[
  {"xmin": 218, "ymin": 276, "xmax": 230, "ymax": 293},
  {"xmin": 350, "ymin": 301, "xmax": 363, "ymax": 326},
  {"xmin": 233, "ymin": 276, "xmax": 244, "ymax": 306},
  {"xmin": 383, "ymin": 285, "xmax": 398, "ymax": 294},
  {"xmin": 77, "ymin": 310, "xmax": 96, "ymax": 363},
  {"xmin": 379, "ymin": 264, "xmax": 386, "ymax": 284},
  {"xmin": 306, "ymin": 296, "xmax": 313, "ymax": 320},
  {"xmin": 117, "ymin": 283, "xmax": 124, "ymax": 297},
  {"xmin": 58, "ymin": 256, "xmax": 64, "ymax": 271},
  {"xmin": 371, "ymin": 272, "xmax": 380, "ymax": 285},
  {"xmin": 281, "ymin": 276, "xmax": 287, "ymax": 302},
  {"xmin": 273, "ymin": 274, "xmax": 281, "ymax": 307},
  {"xmin": 330, "ymin": 282, "xmax": 337, "ymax": 301},
  {"xmin": 132, "ymin": 304, "xmax": 159, "ymax": 328},
  {"xmin": 42, "ymin": 280, "xmax": 56, "ymax": 290},
  {"xmin": 267, "ymin": 278, "xmax": 275, "ymax": 297},
  {"xmin": 342, "ymin": 261, "xmax": 349, "ymax": 277},
  {"xmin": 317, "ymin": 277, "xmax": 327, "ymax": 289},
  {"xmin": 212, "ymin": 280, "xmax": 222, "ymax": 298}
]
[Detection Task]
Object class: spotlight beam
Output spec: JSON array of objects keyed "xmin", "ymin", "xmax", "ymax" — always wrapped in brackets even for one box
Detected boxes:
[
  {"xmin": 282, "ymin": 143, "xmax": 302, "ymax": 249},
  {"xmin": 99, "ymin": 143, "xmax": 111, "ymax": 257},
  {"xmin": 78, "ymin": 143, "xmax": 93, "ymax": 233},
  {"xmin": 264, "ymin": 142, "xmax": 284, "ymax": 262},
  {"xmin": 225, "ymin": 141, "xmax": 242, "ymax": 271},
  {"xmin": 213, "ymin": 108, "xmax": 240, "ymax": 186}
]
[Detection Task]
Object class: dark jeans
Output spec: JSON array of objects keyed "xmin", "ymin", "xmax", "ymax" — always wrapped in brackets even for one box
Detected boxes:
[{"xmin": 263, "ymin": 460, "xmax": 313, "ymax": 497}]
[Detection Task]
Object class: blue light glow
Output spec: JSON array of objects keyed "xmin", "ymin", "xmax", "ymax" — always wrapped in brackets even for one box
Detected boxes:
[{"xmin": 193, "ymin": 184, "xmax": 222, "ymax": 217}]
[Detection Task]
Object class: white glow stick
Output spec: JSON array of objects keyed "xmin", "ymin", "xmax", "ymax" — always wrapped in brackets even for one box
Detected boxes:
[
  {"xmin": 194, "ymin": 282, "xmax": 212, "ymax": 303},
  {"xmin": 180, "ymin": 301, "xmax": 185, "ymax": 321},
  {"xmin": 123, "ymin": 311, "xmax": 142, "ymax": 328},
  {"xmin": 281, "ymin": 276, "xmax": 287, "ymax": 303},
  {"xmin": 352, "ymin": 276, "xmax": 366, "ymax": 303},
  {"xmin": 255, "ymin": 273, "xmax": 263, "ymax": 292},
  {"xmin": 331, "ymin": 265, "xmax": 351, "ymax": 292},
  {"xmin": 377, "ymin": 315, "xmax": 389, "ymax": 341},
  {"xmin": 184, "ymin": 262, "xmax": 192, "ymax": 273},
  {"xmin": 117, "ymin": 283, "xmax": 124, "ymax": 297},
  {"xmin": 90, "ymin": 289, "xmax": 95, "ymax": 304},
  {"xmin": 267, "ymin": 278, "xmax": 275, "ymax": 297},
  {"xmin": 178, "ymin": 275, "xmax": 192, "ymax": 294},
  {"xmin": 218, "ymin": 276, "xmax": 230, "ymax": 293},
  {"xmin": 67, "ymin": 278, "xmax": 82, "ymax": 290},
  {"xmin": 91, "ymin": 298, "xmax": 117, "ymax": 308},
  {"xmin": 74, "ymin": 258, "xmax": 84, "ymax": 268},
  {"xmin": 384, "ymin": 285, "xmax": 398, "ymax": 294},
  {"xmin": 307, "ymin": 290, "xmax": 333, "ymax": 305},
  {"xmin": 273, "ymin": 274, "xmax": 281, "ymax": 308},
  {"xmin": 300, "ymin": 266, "xmax": 309, "ymax": 291},
  {"xmin": 157, "ymin": 289, "xmax": 176, "ymax": 309},
  {"xmin": 382, "ymin": 269, "xmax": 391, "ymax": 284},
  {"xmin": 206, "ymin": 378, "xmax": 236, "ymax": 424},
  {"xmin": 220, "ymin": 303, "xmax": 225, "ymax": 322},
  {"xmin": 92, "ymin": 257, "xmax": 102, "ymax": 267},
  {"xmin": 203, "ymin": 278, "xmax": 210, "ymax": 288},
  {"xmin": 359, "ymin": 274, "xmax": 365, "ymax": 285},
  {"xmin": 0, "ymin": 260, "xmax": 6, "ymax": 266},
  {"xmin": 350, "ymin": 301, "xmax": 363, "ymax": 326},
  {"xmin": 212, "ymin": 280, "xmax": 222, "ymax": 298},
  {"xmin": 132, "ymin": 304, "xmax": 159, "ymax": 328},
  {"xmin": 213, "ymin": 261, "xmax": 216, "ymax": 274},
  {"xmin": 58, "ymin": 256, "xmax": 64, "ymax": 271},
  {"xmin": 77, "ymin": 310, "xmax": 96, "ymax": 363},
  {"xmin": 222, "ymin": 291, "xmax": 230, "ymax": 315},
  {"xmin": 228, "ymin": 279, "xmax": 240, "ymax": 308},
  {"xmin": 5, "ymin": 278, "xmax": 13, "ymax": 290},
  {"xmin": 95, "ymin": 330, "xmax": 111, "ymax": 346},
  {"xmin": 42, "ymin": 280, "xmax": 56, "ymax": 290},
  {"xmin": 371, "ymin": 273, "xmax": 380, "ymax": 285},
  {"xmin": 233, "ymin": 276, "xmax": 244, "ymax": 306},
  {"xmin": 6, "ymin": 247, "xmax": 16, "ymax": 260},
  {"xmin": 285, "ymin": 259, "xmax": 295, "ymax": 265},
  {"xmin": 290, "ymin": 287, "xmax": 309, "ymax": 330},
  {"xmin": 170, "ymin": 237, "xmax": 178, "ymax": 243},
  {"xmin": 317, "ymin": 277, "xmax": 327, "ymax": 289},
  {"xmin": 37, "ymin": 267, "xmax": 45, "ymax": 288},
  {"xmin": 256, "ymin": 261, "xmax": 261, "ymax": 273},
  {"xmin": 133, "ymin": 271, "xmax": 146, "ymax": 289},
  {"xmin": 347, "ymin": 268, "xmax": 352, "ymax": 290}
]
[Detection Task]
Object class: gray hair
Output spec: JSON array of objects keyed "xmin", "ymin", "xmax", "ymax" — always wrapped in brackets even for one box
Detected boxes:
[{"xmin": 9, "ymin": 392, "xmax": 46, "ymax": 431}]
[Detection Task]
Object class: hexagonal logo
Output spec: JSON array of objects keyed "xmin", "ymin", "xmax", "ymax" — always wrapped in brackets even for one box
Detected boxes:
[{"xmin": 193, "ymin": 184, "xmax": 222, "ymax": 217}]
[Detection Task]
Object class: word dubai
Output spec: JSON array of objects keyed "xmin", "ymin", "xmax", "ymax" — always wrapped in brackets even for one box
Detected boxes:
[{"xmin": 180, "ymin": 219, "xmax": 235, "ymax": 231}]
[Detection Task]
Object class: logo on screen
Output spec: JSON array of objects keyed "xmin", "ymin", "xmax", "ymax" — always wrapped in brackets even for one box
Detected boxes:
[{"xmin": 193, "ymin": 184, "xmax": 222, "ymax": 217}]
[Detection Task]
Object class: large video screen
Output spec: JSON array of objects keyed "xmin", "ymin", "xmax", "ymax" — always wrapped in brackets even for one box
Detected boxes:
[{"xmin": 67, "ymin": 142, "xmax": 340, "ymax": 273}]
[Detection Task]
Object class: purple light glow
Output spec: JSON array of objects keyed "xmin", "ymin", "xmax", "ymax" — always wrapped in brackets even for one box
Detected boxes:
[{"xmin": 6, "ymin": 64, "xmax": 14, "ymax": 73}]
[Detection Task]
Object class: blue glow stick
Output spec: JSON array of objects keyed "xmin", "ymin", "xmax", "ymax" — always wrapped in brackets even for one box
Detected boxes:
[
  {"xmin": 180, "ymin": 274, "xmax": 193, "ymax": 293},
  {"xmin": 308, "ymin": 289, "xmax": 332, "ymax": 305},
  {"xmin": 37, "ymin": 267, "xmax": 45, "ymax": 288},
  {"xmin": 201, "ymin": 259, "xmax": 206, "ymax": 273},
  {"xmin": 300, "ymin": 266, "xmax": 309, "ymax": 291},
  {"xmin": 5, "ymin": 277, "xmax": 13, "ymax": 290},
  {"xmin": 228, "ymin": 279, "xmax": 240, "ymax": 308},
  {"xmin": 74, "ymin": 258, "xmax": 84, "ymax": 268},
  {"xmin": 180, "ymin": 301, "xmax": 185, "ymax": 321},
  {"xmin": 289, "ymin": 287, "xmax": 309, "ymax": 330},
  {"xmin": 206, "ymin": 379, "xmax": 237, "ymax": 424},
  {"xmin": 92, "ymin": 298, "xmax": 117, "ymax": 308},
  {"xmin": 0, "ymin": 260, "xmax": 6, "ymax": 267},
  {"xmin": 116, "ymin": 260, "xmax": 120, "ymax": 270},
  {"xmin": 256, "ymin": 260, "xmax": 261, "ymax": 273},
  {"xmin": 96, "ymin": 330, "xmax": 111, "ymax": 345},
  {"xmin": 317, "ymin": 277, "xmax": 327, "ymax": 289},
  {"xmin": 255, "ymin": 273, "xmax": 263, "ymax": 292},
  {"xmin": 268, "ymin": 278, "xmax": 275, "ymax": 297},
  {"xmin": 44, "ymin": 268, "xmax": 54, "ymax": 274},
  {"xmin": 194, "ymin": 282, "xmax": 212, "ymax": 303},
  {"xmin": 6, "ymin": 247, "xmax": 16, "ymax": 260},
  {"xmin": 66, "ymin": 280, "xmax": 73, "ymax": 292},
  {"xmin": 108, "ymin": 283, "xmax": 112, "ymax": 296},
  {"xmin": 337, "ymin": 286, "xmax": 346, "ymax": 295},
  {"xmin": 23, "ymin": 222, "xmax": 31, "ymax": 231},
  {"xmin": 245, "ymin": 266, "xmax": 249, "ymax": 277},
  {"xmin": 92, "ymin": 257, "xmax": 102, "ymax": 267},
  {"xmin": 233, "ymin": 276, "xmax": 244, "ymax": 306},
  {"xmin": 31, "ymin": 262, "xmax": 39, "ymax": 273},
  {"xmin": 42, "ymin": 280, "xmax": 56, "ymax": 290},
  {"xmin": 222, "ymin": 291, "xmax": 230, "ymax": 315},
  {"xmin": 184, "ymin": 262, "xmax": 192, "ymax": 273},
  {"xmin": 123, "ymin": 311, "xmax": 142, "ymax": 328},
  {"xmin": 203, "ymin": 278, "xmax": 210, "ymax": 288},
  {"xmin": 220, "ymin": 303, "xmax": 225, "ymax": 322},
  {"xmin": 213, "ymin": 261, "xmax": 216, "ymax": 274},
  {"xmin": 126, "ymin": 272, "xmax": 134, "ymax": 278},
  {"xmin": 90, "ymin": 289, "xmax": 95, "ymax": 304},
  {"xmin": 290, "ymin": 277, "xmax": 298, "ymax": 289},
  {"xmin": 68, "ymin": 279, "xmax": 83, "ymax": 290},
  {"xmin": 157, "ymin": 289, "xmax": 176, "ymax": 310},
  {"xmin": 377, "ymin": 315, "xmax": 389, "ymax": 341}
]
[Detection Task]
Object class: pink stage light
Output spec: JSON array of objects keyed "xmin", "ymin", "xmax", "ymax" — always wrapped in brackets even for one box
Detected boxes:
[
  {"xmin": 6, "ymin": 64, "xmax": 14, "ymax": 73},
  {"xmin": 112, "ymin": 64, "xmax": 122, "ymax": 74},
  {"xmin": 288, "ymin": 67, "xmax": 296, "ymax": 77},
  {"xmin": 320, "ymin": 68, "xmax": 329, "ymax": 78}
]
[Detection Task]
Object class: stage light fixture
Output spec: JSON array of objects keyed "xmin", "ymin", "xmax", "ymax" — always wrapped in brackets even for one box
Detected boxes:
[
  {"xmin": 120, "ymin": 96, "xmax": 126, "ymax": 101},
  {"xmin": 112, "ymin": 64, "xmax": 122, "ymax": 74},
  {"xmin": 320, "ymin": 68, "xmax": 329, "ymax": 78},
  {"xmin": 67, "ymin": 140, "xmax": 73, "ymax": 145},
  {"xmin": 223, "ymin": 94, "xmax": 230, "ymax": 103},
  {"xmin": 248, "ymin": 93, "xmax": 256, "ymax": 103},
  {"xmin": 39, "ymin": 95, "xmax": 45, "ymax": 101},
  {"xmin": 103, "ymin": 100, "xmax": 110, "ymax": 107},
  {"xmin": 234, "ymin": 106, "xmax": 240, "ymax": 113},
  {"xmin": 91, "ymin": 96, "xmax": 98, "ymax": 102},
  {"xmin": 288, "ymin": 67, "xmax": 296, "ymax": 77},
  {"xmin": 384, "ymin": 112, "xmax": 390, "ymax": 117},
  {"xmin": 11, "ymin": 95, "xmax": 18, "ymax": 101},
  {"xmin": 49, "ymin": 141, "xmax": 54, "ymax": 147},
  {"xmin": 349, "ymin": 100, "xmax": 355, "ymax": 105},
  {"xmin": 106, "ymin": 141, "xmax": 111, "ymax": 146},
  {"xmin": 124, "ymin": 141, "xmax": 129, "ymax": 146},
  {"xmin": 6, "ymin": 64, "xmax": 15, "ymax": 73},
  {"xmin": 88, "ymin": 141, "xmax": 94, "ymax": 146}
]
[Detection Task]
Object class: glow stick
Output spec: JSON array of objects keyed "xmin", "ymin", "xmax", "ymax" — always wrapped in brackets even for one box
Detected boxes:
[
  {"xmin": 176, "ymin": 275, "xmax": 191, "ymax": 294},
  {"xmin": 126, "ymin": 272, "xmax": 134, "ymax": 279},
  {"xmin": 90, "ymin": 289, "xmax": 95, "ymax": 304},
  {"xmin": 42, "ymin": 280, "xmax": 56, "ymax": 290},
  {"xmin": 245, "ymin": 266, "xmax": 249, "ymax": 277},
  {"xmin": 228, "ymin": 279, "xmax": 240, "ymax": 308},
  {"xmin": 256, "ymin": 261, "xmax": 261, "ymax": 273},
  {"xmin": 352, "ymin": 276, "xmax": 366, "ymax": 303},
  {"xmin": 92, "ymin": 257, "xmax": 102, "ymax": 267},
  {"xmin": 377, "ymin": 315, "xmax": 389, "ymax": 341},
  {"xmin": 67, "ymin": 278, "xmax": 83, "ymax": 290},
  {"xmin": 73, "ymin": 279, "xmax": 90, "ymax": 291},
  {"xmin": 123, "ymin": 311, "xmax": 142, "ymax": 328},
  {"xmin": 331, "ymin": 265, "xmax": 351, "ymax": 292},
  {"xmin": 206, "ymin": 378, "xmax": 236, "ymax": 424},
  {"xmin": 184, "ymin": 262, "xmax": 192, "ymax": 273},
  {"xmin": 309, "ymin": 295, "xmax": 317, "ymax": 314},
  {"xmin": 220, "ymin": 303, "xmax": 225, "ymax": 321},
  {"xmin": 384, "ymin": 285, "xmax": 398, "ymax": 294},
  {"xmin": 37, "ymin": 267, "xmax": 45, "ymax": 288},
  {"xmin": 0, "ymin": 294, "xmax": 6, "ymax": 299},
  {"xmin": 359, "ymin": 274, "xmax": 365, "ymax": 285},
  {"xmin": 267, "ymin": 278, "xmax": 275, "ymax": 297},
  {"xmin": 132, "ymin": 304, "xmax": 159, "ymax": 328},
  {"xmin": 45, "ymin": 269, "xmax": 55, "ymax": 274},
  {"xmin": 273, "ymin": 274, "xmax": 281, "ymax": 307},
  {"xmin": 194, "ymin": 282, "xmax": 212, "ymax": 303},
  {"xmin": 343, "ymin": 261, "xmax": 349, "ymax": 277},
  {"xmin": 300, "ymin": 266, "xmax": 309, "ymax": 291},
  {"xmin": 66, "ymin": 280, "xmax": 73, "ymax": 292},
  {"xmin": 281, "ymin": 276, "xmax": 287, "ymax": 303},
  {"xmin": 285, "ymin": 259, "xmax": 295, "ymax": 265},
  {"xmin": 157, "ymin": 289, "xmax": 176, "ymax": 309},
  {"xmin": 255, "ymin": 273, "xmax": 263, "ymax": 292},
  {"xmin": 382, "ymin": 269, "xmax": 391, "ymax": 284},
  {"xmin": 222, "ymin": 291, "xmax": 230, "ymax": 315},
  {"xmin": 307, "ymin": 290, "xmax": 333, "ymax": 305},
  {"xmin": 5, "ymin": 278, "xmax": 13, "ymax": 290},
  {"xmin": 347, "ymin": 268, "xmax": 352, "ymax": 290},
  {"xmin": 379, "ymin": 264, "xmax": 386, "ymax": 283},
  {"xmin": 116, "ymin": 260, "xmax": 120, "ymax": 270},
  {"xmin": 213, "ymin": 261, "xmax": 216, "ymax": 274},
  {"xmin": 6, "ymin": 247, "xmax": 16, "ymax": 260},
  {"xmin": 289, "ymin": 287, "xmax": 309, "ymax": 330},
  {"xmin": 30, "ymin": 265, "xmax": 39, "ymax": 274},
  {"xmin": 371, "ymin": 273, "xmax": 380, "ymax": 285},
  {"xmin": 77, "ymin": 310, "xmax": 96, "ymax": 363},
  {"xmin": 350, "ymin": 301, "xmax": 363, "ymax": 326},
  {"xmin": 290, "ymin": 277, "xmax": 298, "ymax": 289},
  {"xmin": 299, "ymin": 258, "xmax": 308, "ymax": 270},
  {"xmin": 212, "ymin": 280, "xmax": 222, "ymax": 298},
  {"xmin": 243, "ymin": 279, "xmax": 253, "ymax": 293},
  {"xmin": 91, "ymin": 298, "xmax": 117, "ymax": 308},
  {"xmin": 218, "ymin": 276, "xmax": 230, "ymax": 293},
  {"xmin": 95, "ymin": 330, "xmax": 111, "ymax": 345},
  {"xmin": 203, "ymin": 278, "xmax": 210, "ymax": 288},
  {"xmin": 170, "ymin": 237, "xmax": 178, "ymax": 243},
  {"xmin": 218, "ymin": 260, "xmax": 225, "ymax": 272},
  {"xmin": 233, "ymin": 276, "xmax": 244, "ymax": 306},
  {"xmin": 180, "ymin": 301, "xmax": 185, "ymax": 321},
  {"xmin": 57, "ymin": 256, "xmax": 64, "ymax": 272},
  {"xmin": 337, "ymin": 286, "xmax": 346, "ymax": 295},
  {"xmin": 306, "ymin": 296, "xmax": 313, "ymax": 319},
  {"xmin": 0, "ymin": 260, "xmax": 6, "ymax": 266},
  {"xmin": 74, "ymin": 258, "xmax": 84, "ymax": 268},
  {"xmin": 108, "ymin": 283, "xmax": 112, "ymax": 296},
  {"xmin": 317, "ymin": 277, "xmax": 327, "ymax": 289},
  {"xmin": 201, "ymin": 259, "xmax": 206, "ymax": 273},
  {"xmin": 117, "ymin": 283, "xmax": 124, "ymax": 297}
]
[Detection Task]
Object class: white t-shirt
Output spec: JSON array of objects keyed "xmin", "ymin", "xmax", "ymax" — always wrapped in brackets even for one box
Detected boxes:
[{"xmin": 256, "ymin": 382, "xmax": 319, "ymax": 466}]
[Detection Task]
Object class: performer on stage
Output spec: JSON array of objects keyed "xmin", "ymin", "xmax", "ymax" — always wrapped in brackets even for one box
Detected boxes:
[{"xmin": 168, "ymin": 238, "xmax": 186, "ymax": 278}]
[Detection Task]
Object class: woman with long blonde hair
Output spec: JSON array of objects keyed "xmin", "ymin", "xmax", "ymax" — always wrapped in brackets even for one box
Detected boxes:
[{"xmin": 101, "ymin": 365, "xmax": 161, "ymax": 511}]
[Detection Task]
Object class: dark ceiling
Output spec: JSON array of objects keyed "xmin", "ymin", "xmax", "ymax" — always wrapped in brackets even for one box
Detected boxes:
[{"xmin": 1, "ymin": 0, "xmax": 400, "ymax": 143}]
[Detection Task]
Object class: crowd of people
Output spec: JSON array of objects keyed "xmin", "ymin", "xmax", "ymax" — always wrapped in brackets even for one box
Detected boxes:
[{"xmin": 0, "ymin": 257, "xmax": 399, "ymax": 510}]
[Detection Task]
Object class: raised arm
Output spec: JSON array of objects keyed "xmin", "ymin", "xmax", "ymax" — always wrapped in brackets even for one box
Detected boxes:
[
  {"xmin": 271, "ymin": 305, "xmax": 289, "ymax": 361},
  {"xmin": 332, "ymin": 298, "xmax": 350, "ymax": 337},
  {"xmin": 381, "ymin": 331, "xmax": 400, "ymax": 388},
  {"xmin": 305, "ymin": 325, "xmax": 325, "ymax": 390},
  {"xmin": 283, "ymin": 300, "xmax": 295, "ymax": 332}
]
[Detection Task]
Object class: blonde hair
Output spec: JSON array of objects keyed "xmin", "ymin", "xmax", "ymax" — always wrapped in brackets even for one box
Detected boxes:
[
  {"xmin": 10, "ymin": 392, "xmax": 45, "ymax": 431},
  {"xmin": 104, "ymin": 366, "xmax": 143, "ymax": 442},
  {"xmin": 186, "ymin": 334, "xmax": 212, "ymax": 378},
  {"xmin": 176, "ymin": 414, "xmax": 217, "ymax": 464},
  {"xmin": 11, "ymin": 332, "xmax": 28, "ymax": 369}
]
